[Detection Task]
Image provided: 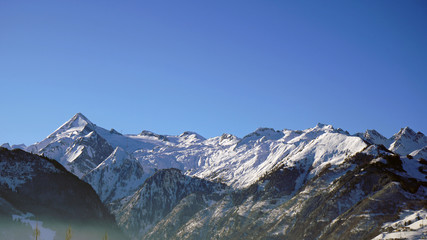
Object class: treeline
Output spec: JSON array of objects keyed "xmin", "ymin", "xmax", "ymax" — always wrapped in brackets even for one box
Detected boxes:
[{"xmin": 33, "ymin": 224, "xmax": 109, "ymax": 240}]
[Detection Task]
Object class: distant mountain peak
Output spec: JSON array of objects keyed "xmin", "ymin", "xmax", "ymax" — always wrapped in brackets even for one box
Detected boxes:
[
  {"xmin": 255, "ymin": 127, "xmax": 277, "ymax": 133},
  {"xmin": 365, "ymin": 129, "xmax": 387, "ymax": 139},
  {"xmin": 394, "ymin": 126, "xmax": 416, "ymax": 138},
  {"xmin": 354, "ymin": 129, "xmax": 388, "ymax": 146},
  {"xmin": 180, "ymin": 131, "xmax": 200, "ymax": 137},
  {"xmin": 220, "ymin": 133, "xmax": 237, "ymax": 141},
  {"xmin": 74, "ymin": 112, "xmax": 86, "ymax": 118},
  {"xmin": 388, "ymin": 127, "xmax": 427, "ymax": 155},
  {"xmin": 179, "ymin": 131, "xmax": 206, "ymax": 141},
  {"xmin": 139, "ymin": 130, "xmax": 169, "ymax": 141},
  {"xmin": 59, "ymin": 112, "xmax": 94, "ymax": 131},
  {"xmin": 1, "ymin": 143, "xmax": 11, "ymax": 150},
  {"xmin": 314, "ymin": 123, "xmax": 334, "ymax": 129},
  {"xmin": 391, "ymin": 127, "xmax": 427, "ymax": 143},
  {"xmin": 402, "ymin": 126, "xmax": 415, "ymax": 133},
  {"xmin": 140, "ymin": 130, "xmax": 156, "ymax": 136},
  {"xmin": 238, "ymin": 127, "xmax": 284, "ymax": 146}
]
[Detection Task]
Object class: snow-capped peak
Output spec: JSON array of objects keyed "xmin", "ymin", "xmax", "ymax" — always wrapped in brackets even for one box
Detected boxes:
[
  {"xmin": 220, "ymin": 133, "xmax": 238, "ymax": 142},
  {"xmin": 11, "ymin": 144, "xmax": 26, "ymax": 150},
  {"xmin": 356, "ymin": 129, "xmax": 388, "ymax": 145},
  {"xmin": 253, "ymin": 127, "xmax": 279, "ymax": 134},
  {"xmin": 139, "ymin": 130, "xmax": 157, "ymax": 136},
  {"xmin": 237, "ymin": 128, "xmax": 284, "ymax": 147},
  {"xmin": 1, "ymin": 143, "xmax": 27, "ymax": 150},
  {"xmin": 389, "ymin": 127, "xmax": 427, "ymax": 155},
  {"xmin": 1, "ymin": 143, "xmax": 11, "ymax": 150},
  {"xmin": 27, "ymin": 113, "xmax": 96, "ymax": 156},
  {"xmin": 354, "ymin": 127, "xmax": 427, "ymax": 156},
  {"xmin": 64, "ymin": 113, "xmax": 94, "ymax": 129},
  {"xmin": 365, "ymin": 129, "xmax": 385, "ymax": 139},
  {"xmin": 391, "ymin": 127, "xmax": 427, "ymax": 145},
  {"xmin": 47, "ymin": 113, "xmax": 94, "ymax": 138},
  {"xmin": 179, "ymin": 131, "xmax": 205, "ymax": 139},
  {"xmin": 178, "ymin": 131, "xmax": 206, "ymax": 144},
  {"xmin": 392, "ymin": 126, "xmax": 417, "ymax": 140},
  {"xmin": 139, "ymin": 130, "xmax": 168, "ymax": 141},
  {"xmin": 249, "ymin": 127, "xmax": 283, "ymax": 138},
  {"xmin": 314, "ymin": 123, "xmax": 334, "ymax": 130}
]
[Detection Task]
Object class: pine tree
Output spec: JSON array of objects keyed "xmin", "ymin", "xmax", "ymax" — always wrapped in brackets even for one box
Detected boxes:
[
  {"xmin": 34, "ymin": 223, "xmax": 40, "ymax": 240},
  {"xmin": 65, "ymin": 226, "xmax": 72, "ymax": 240}
]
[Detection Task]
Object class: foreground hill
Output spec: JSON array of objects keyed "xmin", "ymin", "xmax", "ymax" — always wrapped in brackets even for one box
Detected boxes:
[{"xmin": 0, "ymin": 147, "xmax": 127, "ymax": 240}]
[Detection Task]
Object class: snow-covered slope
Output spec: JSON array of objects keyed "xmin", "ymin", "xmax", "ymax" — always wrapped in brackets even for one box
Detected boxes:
[
  {"xmin": 117, "ymin": 123, "xmax": 368, "ymax": 190},
  {"xmin": 410, "ymin": 146, "xmax": 427, "ymax": 160},
  {"xmin": 185, "ymin": 123, "xmax": 367, "ymax": 188},
  {"xmin": 83, "ymin": 147, "xmax": 152, "ymax": 203},
  {"xmin": 373, "ymin": 209, "xmax": 427, "ymax": 240}
]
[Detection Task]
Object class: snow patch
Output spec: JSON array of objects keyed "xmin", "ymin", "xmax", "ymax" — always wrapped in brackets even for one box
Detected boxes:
[
  {"xmin": 12, "ymin": 213, "xmax": 56, "ymax": 240},
  {"xmin": 373, "ymin": 209, "xmax": 427, "ymax": 240}
]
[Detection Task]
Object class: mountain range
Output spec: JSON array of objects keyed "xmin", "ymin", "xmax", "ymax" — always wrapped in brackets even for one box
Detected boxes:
[{"xmin": 1, "ymin": 113, "xmax": 426, "ymax": 239}]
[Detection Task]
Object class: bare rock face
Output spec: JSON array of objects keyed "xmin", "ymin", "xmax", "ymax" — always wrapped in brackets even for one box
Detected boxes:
[{"xmin": 111, "ymin": 168, "xmax": 228, "ymax": 239}]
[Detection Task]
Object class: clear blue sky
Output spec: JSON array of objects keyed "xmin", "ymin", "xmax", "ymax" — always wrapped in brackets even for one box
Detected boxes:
[{"xmin": 1, "ymin": 0, "xmax": 426, "ymax": 145}]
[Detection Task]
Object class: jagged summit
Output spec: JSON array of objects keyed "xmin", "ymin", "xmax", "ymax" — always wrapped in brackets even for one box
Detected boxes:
[
  {"xmin": 220, "ymin": 133, "xmax": 238, "ymax": 141},
  {"xmin": 241, "ymin": 127, "xmax": 284, "ymax": 141},
  {"xmin": 392, "ymin": 127, "xmax": 426, "ymax": 143},
  {"xmin": 389, "ymin": 127, "xmax": 427, "ymax": 155},
  {"xmin": 140, "ymin": 130, "xmax": 157, "ymax": 136},
  {"xmin": 74, "ymin": 112, "xmax": 90, "ymax": 120},
  {"xmin": 139, "ymin": 130, "xmax": 169, "ymax": 141},
  {"xmin": 178, "ymin": 131, "xmax": 206, "ymax": 143},
  {"xmin": 0, "ymin": 143, "xmax": 11, "ymax": 150},
  {"xmin": 235, "ymin": 128, "xmax": 285, "ymax": 148},
  {"xmin": 49, "ymin": 112, "xmax": 94, "ymax": 137},
  {"xmin": 365, "ymin": 129, "xmax": 385, "ymax": 138},
  {"xmin": 393, "ymin": 126, "xmax": 417, "ymax": 140},
  {"xmin": 66, "ymin": 112, "xmax": 94, "ymax": 128},
  {"xmin": 354, "ymin": 126, "xmax": 427, "ymax": 156},
  {"xmin": 356, "ymin": 129, "xmax": 388, "ymax": 145},
  {"xmin": 179, "ymin": 131, "xmax": 205, "ymax": 138},
  {"xmin": 314, "ymin": 123, "xmax": 334, "ymax": 130},
  {"xmin": 254, "ymin": 127, "xmax": 278, "ymax": 134}
]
